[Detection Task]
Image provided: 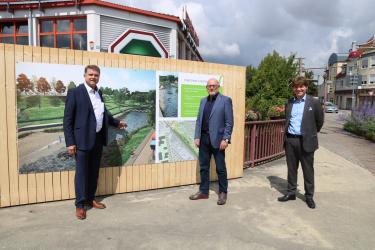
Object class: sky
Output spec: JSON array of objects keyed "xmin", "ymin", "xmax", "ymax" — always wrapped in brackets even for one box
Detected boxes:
[
  {"xmin": 16, "ymin": 62, "xmax": 156, "ymax": 92},
  {"xmin": 109, "ymin": 0, "xmax": 375, "ymax": 80}
]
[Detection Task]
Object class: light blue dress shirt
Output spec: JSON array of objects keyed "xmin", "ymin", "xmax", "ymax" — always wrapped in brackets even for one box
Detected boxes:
[{"xmin": 288, "ymin": 94, "xmax": 306, "ymax": 135}]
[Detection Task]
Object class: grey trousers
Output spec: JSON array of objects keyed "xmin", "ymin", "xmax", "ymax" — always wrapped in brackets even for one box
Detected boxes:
[{"xmin": 285, "ymin": 137, "xmax": 315, "ymax": 198}]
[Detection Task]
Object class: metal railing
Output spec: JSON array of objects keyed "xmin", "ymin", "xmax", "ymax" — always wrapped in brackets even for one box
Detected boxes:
[{"xmin": 244, "ymin": 119, "xmax": 286, "ymax": 168}]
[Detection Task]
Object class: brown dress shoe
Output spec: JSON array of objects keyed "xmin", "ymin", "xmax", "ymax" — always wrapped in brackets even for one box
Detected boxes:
[
  {"xmin": 88, "ymin": 200, "xmax": 106, "ymax": 209},
  {"xmin": 217, "ymin": 192, "xmax": 227, "ymax": 205},
  {"xmin": 76, "ymin": 208, "xmax": 86, "ymax": 220},
  {"xmin": 189, "ymin": 191, "xmax": 209, "ymax": 200}
]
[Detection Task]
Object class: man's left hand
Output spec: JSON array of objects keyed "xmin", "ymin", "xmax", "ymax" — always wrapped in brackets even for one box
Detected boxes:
[
  {"xmin": 118, "ymin": 121, "xmax": 127, "ymax": 129},
  {"xmin": 219, "ymin": 140, "xmax": 228, "ymax": 151}
]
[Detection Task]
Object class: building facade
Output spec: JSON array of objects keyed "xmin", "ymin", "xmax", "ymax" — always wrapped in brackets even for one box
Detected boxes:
[
  {"xmin": 0, "ymin": 0, "xmax": 202, "ymax": 61},
  {"xmin": 328, "ymin": 35, "xmax": 375, "ymax": 109}
]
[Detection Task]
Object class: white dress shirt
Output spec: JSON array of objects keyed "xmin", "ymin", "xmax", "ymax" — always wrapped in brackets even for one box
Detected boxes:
[{"xmin": 84, "ymin": 83, "xmax": 104, "ymax": 132}]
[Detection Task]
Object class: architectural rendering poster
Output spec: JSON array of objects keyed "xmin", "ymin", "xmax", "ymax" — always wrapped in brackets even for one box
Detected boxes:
[
  {"xmin": 15, "ymin": 62, "xmax": 221, "ymax": 173},
  {"xmin": 156, "ymin": 72, "xmax": 222, "ymax": 163}
]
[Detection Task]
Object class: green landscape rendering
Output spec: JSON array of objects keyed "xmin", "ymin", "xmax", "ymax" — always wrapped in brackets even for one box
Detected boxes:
[{"xmin": 16, "ymin": 62, "xmax": 156, "ymax": 173}]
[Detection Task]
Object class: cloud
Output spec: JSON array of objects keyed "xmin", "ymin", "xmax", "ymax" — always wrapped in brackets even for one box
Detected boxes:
[{"xmin": 107, "ymin": 0, "xmax": 375, "ymax": 71}]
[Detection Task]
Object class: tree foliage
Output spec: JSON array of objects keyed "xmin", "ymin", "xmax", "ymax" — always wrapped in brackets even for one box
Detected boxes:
[
  {"xmin": 36, "ymin": 77, "xmax": 51, "ymax": 95},
  {"xmin": 246, "ymin": 51, "xmax": 298, "ymax": 120},
  {"xmin": 16, "ymin": 73, "xmax": 33, "ymax": 93},
  {"xmin": 68, "ymin": 81, "xmax": 76, "ymax": 89},
  {"xmin": 304, "ymin": 70, "xmax": 318, "ymax": 97},
  {"xmin": 55, "ymin": 80, "xmax": 66, "ymax": 94}
]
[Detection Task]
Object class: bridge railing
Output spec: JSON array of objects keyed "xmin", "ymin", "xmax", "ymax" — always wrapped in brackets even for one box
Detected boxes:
[{"xmin": 244, "ymin": 119, "xmax": 286, "ymax": 167}]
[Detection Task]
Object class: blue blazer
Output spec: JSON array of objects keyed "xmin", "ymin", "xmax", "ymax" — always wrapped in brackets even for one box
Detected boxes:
[
  {"xmin": 63, "ymin": 84, "xmax": 119, "ymax": 150},
  {"xmin": 194, "ymin": 93, "xmax": 234, "ymax": 148}
]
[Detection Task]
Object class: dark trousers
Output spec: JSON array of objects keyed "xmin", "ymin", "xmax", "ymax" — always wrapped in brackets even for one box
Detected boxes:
[
  {"xmin": 75, "ymin": 132, "xmax": 103, "ymax": 208},
  {"xmin": 285, "ymin": 137, "xmax": 315, "ymax": 198},
  {"xmin": 198, "ymin": 132, "xmax": 228, "ymax": 194}
]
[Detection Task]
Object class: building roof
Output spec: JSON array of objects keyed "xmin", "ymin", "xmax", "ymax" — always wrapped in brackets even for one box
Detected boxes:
[
  {"xmin": 0, "ymin": 0, "xmax": 181, "ymax": 23},
  {"xmin": 328, "ymin": 53, "xmax": 348, "ymax": 66}
]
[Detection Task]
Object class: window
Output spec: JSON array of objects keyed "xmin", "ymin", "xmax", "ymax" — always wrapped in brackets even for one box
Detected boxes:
[
  {"xmin": 370, "ymin": 74, "xmax": 375, "ymax": 84},
  {"xmin": 362, "ymin": 76, "xmax": 367, "ymax": 84},
  {"xmin": 39, "ymin": 17, "xmax": 87, "ymax": 50},
  {"xmin": 0, "ymin": 20, "xmax": 29, "ymax": 45},
  {"xmin": 362, "ymin": 58, "xmax": 368, "ymax": 69},
  {"xmin": 371, "ymin": 56, "xmax": 375, "ymax": 67}
]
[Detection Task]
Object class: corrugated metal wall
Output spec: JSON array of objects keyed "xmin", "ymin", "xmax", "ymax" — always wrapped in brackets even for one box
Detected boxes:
[{"xmin": 100, "ymin": 16, "xmax": 171, "ymax": 53}]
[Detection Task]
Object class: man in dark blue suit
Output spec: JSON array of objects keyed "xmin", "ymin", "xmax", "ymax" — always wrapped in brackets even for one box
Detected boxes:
[
  {"xmin": 63, "ymin": 65, "xmax": 126, "ymax": 220},
  {"xmin": 189, "ymin": 78, "xmax": 234, "ymax": 205}
]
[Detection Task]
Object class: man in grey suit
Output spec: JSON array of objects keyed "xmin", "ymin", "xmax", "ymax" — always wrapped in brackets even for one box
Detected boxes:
[
  {"xmin": 189, "ymin": 78, "xmax": 234, "ymax": 205},
  {"xmin": 278, "ymin": 76, "xmax": 324, "ymax": 209}
]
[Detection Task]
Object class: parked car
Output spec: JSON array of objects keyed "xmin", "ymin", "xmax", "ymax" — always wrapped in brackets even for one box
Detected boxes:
[{"xmin": 324, "ymin": 102, "xmax": 339, "ymax": 113}]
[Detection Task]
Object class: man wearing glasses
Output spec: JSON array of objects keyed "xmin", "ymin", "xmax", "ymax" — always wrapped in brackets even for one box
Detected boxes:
[{"xmin": 189, "ymin": 78, "xmax": 234, "ymax": 205}]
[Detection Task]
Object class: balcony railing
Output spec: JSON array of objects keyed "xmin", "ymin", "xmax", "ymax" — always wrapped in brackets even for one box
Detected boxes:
[{"xmin": 244, "ymin": 119, "xmax": 286, "ymax": 168}]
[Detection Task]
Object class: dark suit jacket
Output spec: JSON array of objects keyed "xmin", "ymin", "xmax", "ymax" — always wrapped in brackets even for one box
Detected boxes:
[
  {"xmin": 285, "ymin": 95, "xmax": 324, "ymax": 153},
  {"xmin": 194, "ymin": 93, "xmax": 234, "ymax": 148},
  {"xmin": 63, "ymin": 84, "xmax": 119, "ymax": 150}
]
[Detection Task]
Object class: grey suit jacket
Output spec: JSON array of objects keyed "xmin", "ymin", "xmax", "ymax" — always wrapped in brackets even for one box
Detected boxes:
[
  {"xmin": 284, "ymin": 95, "xmax": 324, "ymax": 153},
  {"xmin": 194, "ymin": 93, "xmax": 234, "ymax": 148}
]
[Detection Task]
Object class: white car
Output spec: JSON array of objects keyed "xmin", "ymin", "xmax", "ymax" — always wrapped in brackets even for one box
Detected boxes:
[{"xmin": 324, "ymin": 102, "xmax": 339, "ymax": 113}]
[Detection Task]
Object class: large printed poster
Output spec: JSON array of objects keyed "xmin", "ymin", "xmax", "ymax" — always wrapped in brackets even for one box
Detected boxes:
[{"xmin": 15, "ymin": 62, "xmax": 222, "ymax": 173}]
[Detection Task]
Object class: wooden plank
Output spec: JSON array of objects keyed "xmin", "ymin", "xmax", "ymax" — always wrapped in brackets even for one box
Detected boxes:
[
  {"xmin": 139, "ymin": 164, "xmax": 146, "ymax": 191},
  {"xmin": 105, "ymin": 167, "xmax": 113, "ymax": 195},
  {"xmin": 35, "ymin": 173, "xmax": 46, "ymax": 203},
  {"xmin": 68, "ymin": 170, "xmax": 75, "ymax": 199},
  {"xmin": 44, "ymin": 172, "xmax": 54, "ymax": 201},
  {"xmin": 126, "ymin": 166, "xmax": 133, "ymax": 192},
  {"xmin": 119, "ymin": 166, "xmax": 127, "ymax": 193},
  {"xmin": 15, "ymin": 45, "xmax": 29, "ymax": 205},
  {"xmin": 60, "ymin": 172, "xmax": 70, "ymax": 200},
  {"xmin": 18, "ymin": 174, "xmax": 28, "ymax": 205},
  {"xmin": 145, "ymin": 164, "xmax": 152, "ymax": 190},
  {"xmin": 132, "ymin": 165, "xmax": 140, "ymax": 192},
  {"xmin": 112, "ymin": 166, "xmax": 120, "ymax": 193},
  {"xmin": 157, "ymin": 163, "xmax": 163, "ymax": 189},
  {"xmin": 27, "ymin": 173, "xmax": 37, "ymax": 204},
  {"xmin": 151, "ymin": 164, "xmax": 158, "ymax": 189},
  {"xmin": 169, "ymin": 162, "xmax": 176, "ymax": 187},
  {"xmin": 52, "ymin": 172, "xmax": 62, "ymax": 200},
  {"xmin": 97, "ymin": 168, "xmax": 106, "ymax": 196},
  {"xmin": 5, "ymin": 44, "xmax": 20, "ymax": 205},
  {"xmin": 162, "ymin": 163, "xmax": 170, "ymax": 187}
]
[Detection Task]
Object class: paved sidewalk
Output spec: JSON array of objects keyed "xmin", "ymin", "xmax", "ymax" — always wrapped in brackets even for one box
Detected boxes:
[{"xmin": 1, "ymin": 146, "xmax": 375, "ymax": 250}]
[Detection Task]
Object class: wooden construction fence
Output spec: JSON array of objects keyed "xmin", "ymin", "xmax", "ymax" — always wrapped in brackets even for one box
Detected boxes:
[{"xmin": 0, "ymin": 44, "xmax": 246, "ymax": 207}]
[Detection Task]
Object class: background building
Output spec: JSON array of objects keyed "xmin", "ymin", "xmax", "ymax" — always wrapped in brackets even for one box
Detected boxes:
[{"xmin": 0, "ymin": 0, "xmax": 202, "ymax": 61}]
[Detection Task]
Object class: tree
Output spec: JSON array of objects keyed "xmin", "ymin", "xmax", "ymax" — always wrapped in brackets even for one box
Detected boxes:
[
  {"xmin": 55, "ymin": 80, "xmax": 66, "ymax": 94},
  {"xmin": 246, "ymin": 51, "xmax": 298, "ymax": 119},
  {"xmin": 36, "ymin": 77, "xmax": 51, "ymax": 95},
  {"xmin": 16, "ymin": 73, "xmax": 33, "ymax": 94},
  {"xmin": 68, "ymin": 81, "xmax": 76, "ymax": 89},
  {"xmin": 304, "ymin": 70, "xmax": 318, "ymax": 97}
]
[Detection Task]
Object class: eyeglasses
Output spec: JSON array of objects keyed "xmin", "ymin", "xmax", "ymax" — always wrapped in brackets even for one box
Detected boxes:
[{"xmin": 206, "ymin": 84, "xmax": 219, "ymax": 89}]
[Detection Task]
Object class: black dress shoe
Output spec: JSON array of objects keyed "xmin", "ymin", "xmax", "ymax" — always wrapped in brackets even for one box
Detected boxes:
[
  {"xmin": 217, "ymin": 192, "xmax": 227, "ymax": 205},
  {"xmin": 277, "ymin": 194, "xmax": 296, "ymax": 202},
  {"xmin": 189, "ymin": 191, "xmax": 209, "ymax": 200},
  {"xmin": 306, "ymin": 198, "xmax": 316, "ymax": 209}
]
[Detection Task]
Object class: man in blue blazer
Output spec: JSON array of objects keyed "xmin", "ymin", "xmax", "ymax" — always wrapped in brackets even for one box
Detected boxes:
[
  {"xmin": 64, "ymin": 65, "xmax": 126, "ymax": 220},
  {"xmin": 189, "ymin": 78, "xmax": 234, "ymax": 205}
]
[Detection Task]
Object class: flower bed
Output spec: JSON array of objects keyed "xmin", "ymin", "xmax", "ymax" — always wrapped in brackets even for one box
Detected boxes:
[{"xmin": 343, "ymin": 101, "xmax": 375, "ymax": 142}]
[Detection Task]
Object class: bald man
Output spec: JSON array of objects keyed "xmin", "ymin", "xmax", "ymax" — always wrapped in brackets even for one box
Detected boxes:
[{"xmin": 189, "ymin": 78, "xmax": 234, "ymax": 205}]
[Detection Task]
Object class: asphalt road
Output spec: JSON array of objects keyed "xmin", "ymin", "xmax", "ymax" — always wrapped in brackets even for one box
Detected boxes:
[{"xmin": 319, "ymin": 110, "xmax": 375, "ymax": 175}]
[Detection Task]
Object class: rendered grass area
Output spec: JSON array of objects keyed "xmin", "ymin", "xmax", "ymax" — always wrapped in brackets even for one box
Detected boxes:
[{"xmin": 121, "ymin": 126, "xmax": 152, "ymax": 163}]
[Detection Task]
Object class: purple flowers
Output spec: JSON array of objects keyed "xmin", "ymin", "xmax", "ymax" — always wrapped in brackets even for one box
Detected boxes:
[{"xmin": 344, "ymin": 98, "xmax": 375, "ymax": 142}]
